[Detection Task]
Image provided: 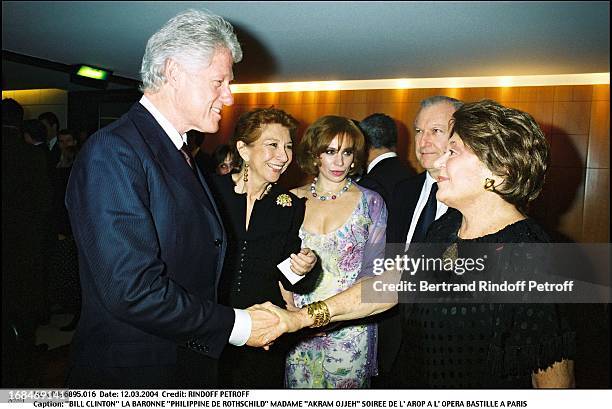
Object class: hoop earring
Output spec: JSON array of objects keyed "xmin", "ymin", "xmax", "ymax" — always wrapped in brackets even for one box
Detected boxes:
[
  {"xmin": 243, "ymin": 162, "xmax": 249, "ymax": 183},
  {"xmin": 484, "ymin": 178, "xmax": 496, "ymax": 192}
]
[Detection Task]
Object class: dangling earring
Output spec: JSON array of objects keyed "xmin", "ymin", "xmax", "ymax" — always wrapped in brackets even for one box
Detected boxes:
[
  {"xmin": 243, "ymin": 162, "xmax": 249, "ymax": 183},
  {"xmin": 484, "ymin": 178, "xmax": 496, "ymax": 192}
]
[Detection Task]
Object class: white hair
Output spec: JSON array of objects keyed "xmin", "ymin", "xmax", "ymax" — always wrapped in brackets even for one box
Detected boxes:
[{"xmin": 139, "ymin": 9, "xmax": 242, "ymax": 93}]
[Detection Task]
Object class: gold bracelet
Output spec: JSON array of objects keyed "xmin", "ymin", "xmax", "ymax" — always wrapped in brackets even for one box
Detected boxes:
[{"xmin": 306, "ymin": 301, "xmax": 330, "ymax": 328}]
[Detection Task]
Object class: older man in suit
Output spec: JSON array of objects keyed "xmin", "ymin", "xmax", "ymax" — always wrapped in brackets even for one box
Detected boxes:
[
  {"xmin": 65, "ymin": 10, "xmax": 284, "ymax": 388},
  {"xmin": 357, "ymin": 113, "xmax": 415, "ymax": 205},
  {"xmin": 373, "ymin": 95, "xmax": 463, "ymax": 388}
]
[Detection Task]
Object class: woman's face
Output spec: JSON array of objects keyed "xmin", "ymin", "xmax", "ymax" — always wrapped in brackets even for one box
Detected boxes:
[
  {"xmin": 216, "ymin": 154, "xmax": 235, "ymax": 175},
  {"xmin": 317, "ymin": 134, "xmax": 354, "ymax": 183},
  {"xmin": 434, "ymin": 133, "xmax": 492, "ymax": 208},
  {"xmin": 241, "ymin": 123, "xmax": 293, "ymax": 184}
]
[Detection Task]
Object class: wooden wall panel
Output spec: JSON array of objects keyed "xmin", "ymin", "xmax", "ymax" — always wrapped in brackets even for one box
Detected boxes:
[
  {"xmin": 211, "ymin": 84, "xmax": 609, "ymax": 242},
  {"xmin": 583, "ymin": 169, "xmax": 610, "ymax": 242},
  {"xmin": 553, "ymin": 101, "xmax": 592, "ymax": 134},
  {"xmin": 588, "ymin": 100, "xmax": 610, "ymax": 169},
  {"xmin": 592, "ymin": 84, "xmax": 610, "ymax": 101}
]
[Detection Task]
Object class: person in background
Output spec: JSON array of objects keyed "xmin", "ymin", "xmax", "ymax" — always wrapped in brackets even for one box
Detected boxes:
[
  {"xmin": 50, "ymin": 129, "xmax": 81, "ymax": 332},
  {"xmin": 65, "ymin": 9, "xmax": 282, "ymax": 388},
  {"xmin": 2, "ymin": 99, "xmax": 50, "ymax": 385},
  {"xmin": 373, "ymin": 96, "xmax": 463, "ymax": 388},
  {"xmin": 38, "ymin": 111, "xmax": 61, "ymax": 169},
  {"xmin": 283, "ymin": 115, "xmax": 387, "ymax": 388},
  {"xmin": 37, "ymin": 112, "xmax": 62, "ymax": 325},
  {"xmin": 264, "ymin": 99, "xmax": 576, "ymax": 389},
  {"xmin": 208, "ymin": 107, "xmax": 319, "ymax": 388},
  {"xmin": 357, "ymin": 113, "xmax": 414, "ymax": 206},
  {"xmin": 23, "ymin": 119, "xmax": 49, "ymax": 149},
  {"xmin": 212, "ymin": 143, "xmax": 238, "ymax": 175}
]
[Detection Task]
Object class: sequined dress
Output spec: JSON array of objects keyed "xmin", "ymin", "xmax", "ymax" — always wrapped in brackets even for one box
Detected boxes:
[{"xmin": 285, "ymin": 185, "xmax": 387, "ymax": 388}]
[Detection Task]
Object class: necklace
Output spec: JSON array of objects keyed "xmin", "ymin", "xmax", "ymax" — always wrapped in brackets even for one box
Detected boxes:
[{"xmin": 310, "ymin": 177, "xmax": 352, "ymax": 201}]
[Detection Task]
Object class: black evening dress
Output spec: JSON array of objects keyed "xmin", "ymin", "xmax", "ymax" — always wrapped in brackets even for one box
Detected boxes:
[
  {"xmin": 209, "ymin": 174, "xmax": 321, "ymax": 388},
  {"xmin": 399, "ymin": 209, "xmax": 575, "ymax": 388}
]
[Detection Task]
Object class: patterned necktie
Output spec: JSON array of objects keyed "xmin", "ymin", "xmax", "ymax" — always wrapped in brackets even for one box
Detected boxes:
[
  {"xmin": 412, "ymin": 182, "xmax": 438, "ymax": 243},
  {"xmin": 179, "ymin": 143, "xmax": 195, "ymax": 170}
]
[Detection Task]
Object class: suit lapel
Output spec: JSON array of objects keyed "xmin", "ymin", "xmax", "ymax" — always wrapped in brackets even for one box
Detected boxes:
[
  {"xmin": 399, "ymin": 172, "xmax": 427, "ymax": 244},
  {"xmin": 128, "ymin": 103, "xmax": 220, "ymax": 223}
]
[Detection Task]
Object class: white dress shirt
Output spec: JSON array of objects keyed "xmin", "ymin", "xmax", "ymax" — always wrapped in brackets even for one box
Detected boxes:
[
  {"xmin": 405, "ymin": 171, "xmax": 448, "ymax": 251},
  {"xmin": 48, "ymin": 136, "xmax": 58, "ymax": 151},
  {"xmin": 139, "ymin": 95, "xmax": 252, "ymax": 346},
  {"xmin": 366, "ymin": 151, "xmax": 397, "ymax": 174}
]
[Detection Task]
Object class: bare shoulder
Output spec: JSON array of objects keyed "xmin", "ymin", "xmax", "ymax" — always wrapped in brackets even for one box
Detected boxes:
[{"xmin": 291, "ymin": 184, "xmax": 310, "ymax": 199}]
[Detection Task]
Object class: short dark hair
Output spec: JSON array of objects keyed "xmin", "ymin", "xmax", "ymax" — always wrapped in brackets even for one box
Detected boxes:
[
  {"xmin": 230, "ymin": 107, "xmax": 299, "ymax": 169},
  {"xmin": 2, "ymin": 98, "xmax": 24, "ymax": 126},
  {"xmin": 38, "ymin": 111, "xmax": 60, "ymax": 132},
  {"xmin": 359, "ymin": 113, "xmax": 397, "ymax": 149},
  {"xmin": 213, "ymin": 144, "xmax": 233, "ymax": 167},
  {"xmin": 450, "ymin": 99, "xmax": 550, "ymax": 212},
  {"xmin": 23, "ymin": 119, "xmax": 47, "ymax": 143},
  {"xmin": 296, "ymin": 115, "xmax": 366, "ymax": 177},
  {"xmin": 59, "ymin": 128, "xmax": 77, "ymax": 144}
]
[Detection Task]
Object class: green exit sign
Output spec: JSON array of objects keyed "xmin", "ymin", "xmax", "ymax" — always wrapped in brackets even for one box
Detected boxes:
[{"xmin": 75, "ymin": 65, "xmax": 110, "ymax": 80}]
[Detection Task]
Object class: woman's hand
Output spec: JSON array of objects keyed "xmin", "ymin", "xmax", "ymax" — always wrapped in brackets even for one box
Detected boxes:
[
  {"xmin": 278, "ymin": 282, "xmax": 300, "ymax": 311},
  {"xmin": 289, "ymin": 248, "xmax": 317, "ymax": 276}
]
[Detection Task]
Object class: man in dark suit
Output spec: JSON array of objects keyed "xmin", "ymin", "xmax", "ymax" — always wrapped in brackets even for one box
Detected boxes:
[
  {"xmin": 357, "ymin": 113, "xmax": 414, "ymax": 205},
  {"xmin": 38, "ymin": 111, "xmax": 61, "ymax": 170},
  {"xmin": 65, "ymin": 10, "xmax": 282, "ymax": 389},
  {"xmin": 2, "ymin": 99, "xmax": 51, "ymax": 385},
  {"xmin": 374, "ymin": 96, "xmax": 463, "ymax": 388}
]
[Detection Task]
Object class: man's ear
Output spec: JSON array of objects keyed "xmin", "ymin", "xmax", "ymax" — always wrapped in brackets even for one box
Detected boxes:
[
  {"xmin": 164, "ymin": 58, "xmax": 182, "ymax": 89},
  {"xmin": 236, "ymin": 140, "xmax": 249, "ymax": 162}
]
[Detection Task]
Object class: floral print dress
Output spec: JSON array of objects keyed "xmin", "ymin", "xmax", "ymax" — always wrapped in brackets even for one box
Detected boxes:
[{"xmin": 285, "ymin": 186, "xmax": 387, "ymax": 388}]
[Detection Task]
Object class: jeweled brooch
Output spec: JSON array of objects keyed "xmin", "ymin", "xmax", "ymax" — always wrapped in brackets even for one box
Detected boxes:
[{"xmin": 276, "ymin": 194, "xmax": 292, "ymax": 207}]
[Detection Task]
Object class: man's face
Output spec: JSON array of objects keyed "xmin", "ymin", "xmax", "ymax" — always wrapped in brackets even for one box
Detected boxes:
[
  {"xmin": 59, "ymin": 133, "xmax": 76, "ymax": 151},
  {"xmin": 414, "ymin": 103, "xmax": 457, "ymax": 178},
  {"xmin": 175, "ymin": 48, "xmax": 234, "ymax": 134}
]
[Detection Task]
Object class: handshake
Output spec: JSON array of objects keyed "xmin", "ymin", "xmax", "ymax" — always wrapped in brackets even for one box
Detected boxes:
[
  {"xmin": 245, "ymin": 302, "xmax": 303, "ymax": 348},
  {"xmin": 244, "ymin": 300, "xmax": 332, "ymax": 348}
]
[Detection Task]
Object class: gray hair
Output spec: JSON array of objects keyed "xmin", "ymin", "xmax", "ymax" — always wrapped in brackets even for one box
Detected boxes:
[
  {"xmin": 419, "ymin": 95, "xmax": 463, "ymax": 111},
  {"xmin": 139, "ymin": 9, "xmax": 243, "ymax": 93}
]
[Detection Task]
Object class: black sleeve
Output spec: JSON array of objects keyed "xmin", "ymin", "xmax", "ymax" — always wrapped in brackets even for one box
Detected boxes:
[{"xmin": 277, "ymin": 195, "xmax": 322, "ymax": 294}]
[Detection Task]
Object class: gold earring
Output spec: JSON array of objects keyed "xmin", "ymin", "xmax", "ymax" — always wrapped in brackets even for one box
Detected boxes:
[
  {"xmin": 484, "ymin": 178, "xmax": 496, "ymax": 192},
  {"xmin": 243, "ymin": 162, "xmax": 249, "ymax": 183}
]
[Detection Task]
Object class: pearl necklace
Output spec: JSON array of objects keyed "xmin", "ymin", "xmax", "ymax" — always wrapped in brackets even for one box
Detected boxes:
[{"xmin": 310, "ymin": 177, "xmax": 353, "ymax": 201}]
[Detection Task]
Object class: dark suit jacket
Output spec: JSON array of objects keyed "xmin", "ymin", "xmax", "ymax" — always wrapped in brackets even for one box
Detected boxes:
[
  {"xmin": 2, "ymin": 126, "xmax": 51, "ymax": 339},
  {"xmin": 47, "ymin": 141, "xmax": 61, "ymax": 172},
  {"xmin": 377, "ymin": 171, "xmax": 427, "ymax": 374},
  {"xmin": 358, "ymin": 156, "xmax": 414, "ymax": 206},
  {"xmin": 66, "ymin": 103, "xmax": 234, "ymax": 372}
]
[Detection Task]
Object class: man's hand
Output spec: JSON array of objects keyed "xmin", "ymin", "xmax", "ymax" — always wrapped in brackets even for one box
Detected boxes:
[
  {"xmin": 290, "ymin": 248, "xmax": 317, "ymax": 276},
  {"xmin": 245, "ymin": 304, "xmax": 282, "ymax": 348}
]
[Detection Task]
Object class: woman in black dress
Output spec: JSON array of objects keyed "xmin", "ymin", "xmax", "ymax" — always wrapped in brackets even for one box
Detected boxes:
[
  {"xmin": 267, "ymin": 99, "xmax": 575, "ymax": 388},
  {"xmin": 209, "ymin": 108, "xmax": 320, "ymax": 388}
]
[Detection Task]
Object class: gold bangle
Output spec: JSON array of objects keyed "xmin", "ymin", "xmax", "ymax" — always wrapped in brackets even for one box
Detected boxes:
[{"xmin": 306, "ymin": 301, "xmax": 330, "ymax": 328}]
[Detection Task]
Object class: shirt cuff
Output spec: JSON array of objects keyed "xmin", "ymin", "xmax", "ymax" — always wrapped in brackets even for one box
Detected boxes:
[
  {"xmin": 228, "ymin": 308, "xmax": 251, "ymax": 346},
  {"xmin": 284, "ymin": 269, "xmax": 306, "ymax": 284}
]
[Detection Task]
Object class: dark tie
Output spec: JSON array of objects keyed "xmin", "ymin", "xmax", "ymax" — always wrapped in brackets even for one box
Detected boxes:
[
  {"xmin": 179, "ymin": 143, "xmax": 195, "ymax": 170},
  {"xmin": 412, "ymin": 182, "xmax": 438, "ymax": 243}
]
